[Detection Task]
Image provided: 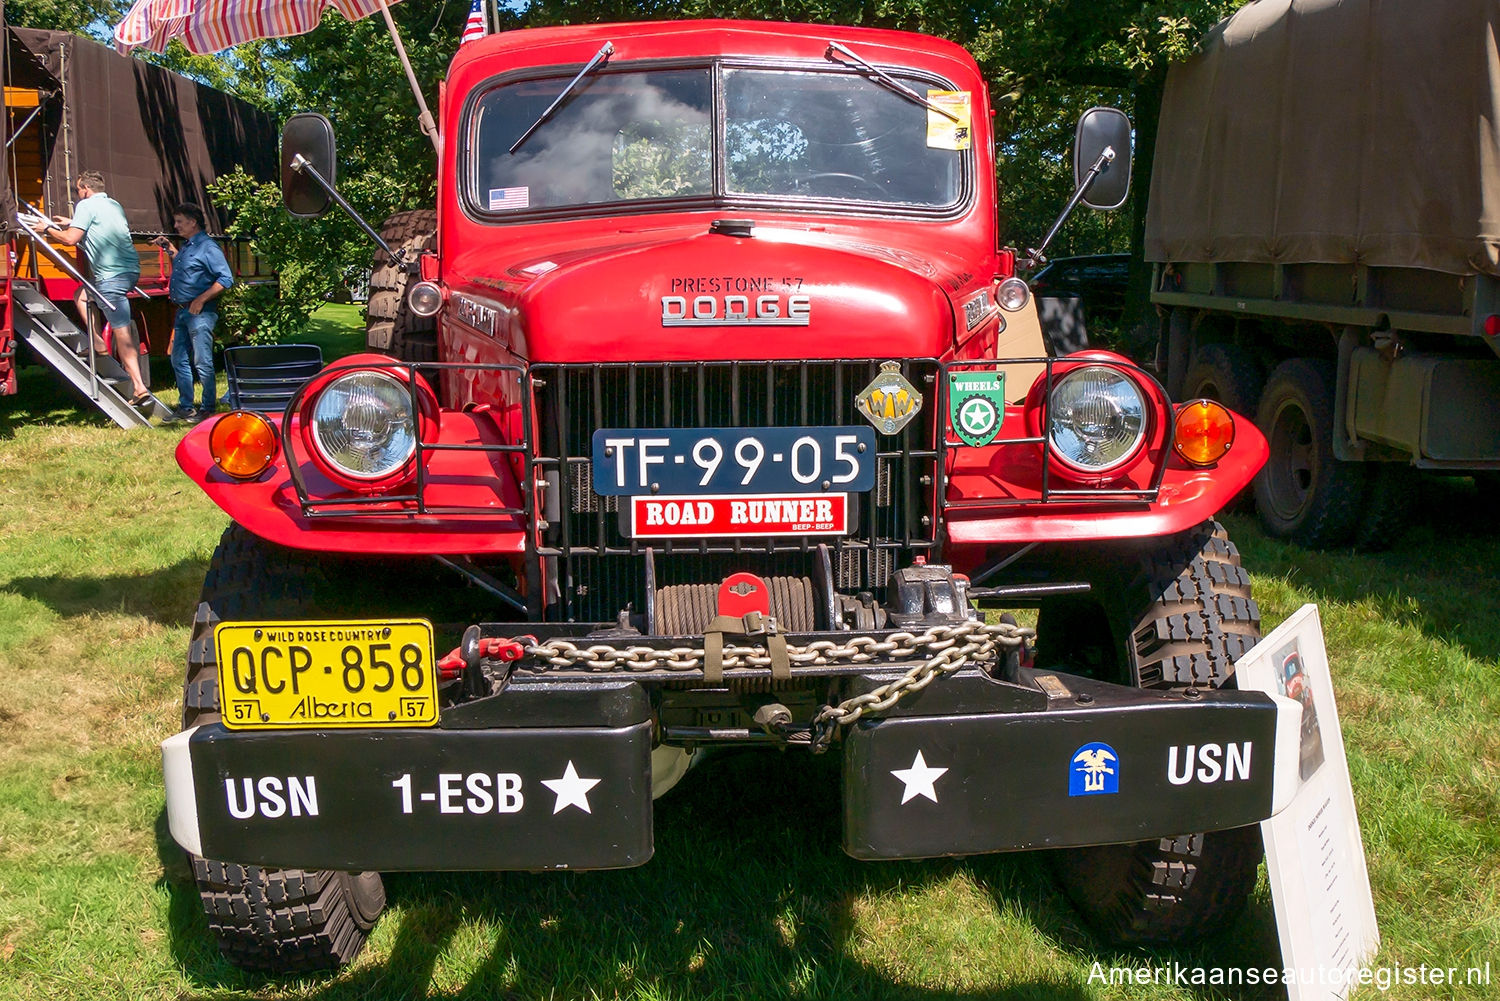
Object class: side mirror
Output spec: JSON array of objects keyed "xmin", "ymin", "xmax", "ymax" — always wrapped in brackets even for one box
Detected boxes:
[
  {"xmin": 1074, "ymin": 107, "xmax": 1132, "ymax": 211},
  {"xmin": 281, "ymin": 113, "xmax": 337, "ymax": 218}
]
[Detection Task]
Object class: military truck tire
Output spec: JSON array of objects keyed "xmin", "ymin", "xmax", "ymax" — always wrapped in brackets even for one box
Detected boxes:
[
  {"xmin": 1354, "ymin": 463, "xmax": 1416, "ymax": 552},
  {"xmin": 1183, "ymin": 343, "xmax": 1263, "ymax": 417},
  {"xmin": 366, "ymin": 209, "xmax": 438, "ymax": 363},
  {"xmin": 1183, "ymin": 344, "xmax": 1263, "ymax": 511},
  {"xmin": 1035, "ymin": 520, "xmax": 1259, "ymax": 688},
  {"xmin": 1254, "ymin": 358, "xmax": 1365, "ymax": 548},
  {"xmin": 182, "ymin": 523, "xmax": 385, "ymax": 974},
  {"xmin": 1045, "ymin": 520, "xmax": 1264, "ymax": 945}
]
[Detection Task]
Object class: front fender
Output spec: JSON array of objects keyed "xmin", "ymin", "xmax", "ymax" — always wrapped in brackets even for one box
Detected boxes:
[
  {"xmin": 942, "ymin": 412, "xmax": 1268, "ymax": 545},
  {"xmin": 177, "ymin": 412, "xmax": 528, "ymax": 555}
]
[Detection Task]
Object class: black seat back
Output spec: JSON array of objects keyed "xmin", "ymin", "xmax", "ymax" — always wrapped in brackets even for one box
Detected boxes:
[{"xmin": 224, "ymin": 344, "xmax": 324, "ymax": 413}]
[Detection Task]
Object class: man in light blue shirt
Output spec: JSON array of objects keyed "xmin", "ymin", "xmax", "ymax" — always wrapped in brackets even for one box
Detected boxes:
[
  {"xmin": 44, "ymin": 170, "xmax": 151, "ymax": 404},
  {"xmin": 158, "ymin": 202, "xmax": 234, "ymax": 420}
]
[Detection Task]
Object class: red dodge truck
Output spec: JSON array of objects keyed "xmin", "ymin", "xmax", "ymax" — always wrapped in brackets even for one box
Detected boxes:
[{"xmin": 164, "ymin": 20, "xmax": 1297, "ymax": 974}]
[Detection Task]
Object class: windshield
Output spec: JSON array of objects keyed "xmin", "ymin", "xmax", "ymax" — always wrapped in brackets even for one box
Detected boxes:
[{"xmin": 468, "ymin": 63, "xmax": 967, "ymax": 216}]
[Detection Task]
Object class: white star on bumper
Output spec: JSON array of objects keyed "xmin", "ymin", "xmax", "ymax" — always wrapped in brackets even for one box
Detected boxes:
[
  {"xmin": 542, "ymin": 761, "xmax": 601, "ymax": 814},
  {"xmin": 891, "ymin": 750, "xmax": 948, "ymax": 804}
]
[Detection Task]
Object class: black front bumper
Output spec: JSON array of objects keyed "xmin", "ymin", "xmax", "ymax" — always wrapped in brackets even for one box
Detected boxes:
[
  {"xmin": 164, "ymin": 671, "xmax": 1295, "ymax": 871},
  {"xmin": 843, "ymin": 671, "xmax": 1285, "ymax": 859}
]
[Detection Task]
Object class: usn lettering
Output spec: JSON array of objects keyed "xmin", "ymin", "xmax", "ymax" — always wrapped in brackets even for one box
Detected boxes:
[
  {"xmin": 225, "ymin": 776, "xmax": 319, "ymax": 819},
  {"xmin": 1167, "ymin": 742, "xmax": 1252, "ymax": 785}
]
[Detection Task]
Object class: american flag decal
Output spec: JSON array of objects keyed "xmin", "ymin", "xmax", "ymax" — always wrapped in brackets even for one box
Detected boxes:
[{"xmin": 488, "ymin": 187, "xmax": 530, "ymax": 211}]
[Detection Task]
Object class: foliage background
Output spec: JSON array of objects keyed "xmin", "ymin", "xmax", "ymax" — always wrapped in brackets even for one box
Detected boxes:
[{"xmin": 5, "ymin": 0, "xmax": 1249, "ymax": 340}]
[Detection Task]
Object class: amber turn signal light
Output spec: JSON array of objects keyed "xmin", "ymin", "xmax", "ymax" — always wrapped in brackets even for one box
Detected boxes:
[
  {"xmin": 209, "ymin": 411, "xmax": 279, "ymax": 480},
  {"xmin": 1173, "ymin": 399, "xmax": 1235, "ymax": 466}
]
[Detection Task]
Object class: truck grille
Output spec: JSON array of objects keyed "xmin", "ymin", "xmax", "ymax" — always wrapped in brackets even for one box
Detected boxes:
[{"xmin": 530, "ymin": 360, "xmax": 939, "ymax": 622}]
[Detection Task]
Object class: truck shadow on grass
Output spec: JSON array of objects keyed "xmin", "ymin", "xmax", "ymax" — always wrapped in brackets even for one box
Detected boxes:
[
  {"xmin": 158, "ymin": 751, "xmax": 1284, "ymax": 1001},
  {"xmin": 1225, "ymin": 476, "xmax": 1500, "ymax": 666},
  {"xmin": 6, "ymin": 558, "xmax": 208, "ymax": 628}
]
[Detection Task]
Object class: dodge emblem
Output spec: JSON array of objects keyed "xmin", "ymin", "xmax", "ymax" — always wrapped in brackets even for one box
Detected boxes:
[
  {"xmin": 660, "ymin": 293, "xmax": 810, "ymax": 326},
  {"xmin": 856, "ymin": 362, "xmax": 923, "ymax": 435}
]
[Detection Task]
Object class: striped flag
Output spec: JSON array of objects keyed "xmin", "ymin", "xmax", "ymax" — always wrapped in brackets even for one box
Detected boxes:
[
  {"xmin": 461, "ymin": 0, "xmax": 485, "ymax": 44},
  {"xmin": 487, "ymin": 187, "xmax": 529, "ymax": 211},
  {"xmin": 115, "ymin": 0, "xmax": 405, "ymax": 54}
]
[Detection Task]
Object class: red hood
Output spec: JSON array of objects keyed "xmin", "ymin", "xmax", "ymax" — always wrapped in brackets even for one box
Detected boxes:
[{"xmin": 447, "ymin": 223, "xmax": 962, "ymax": 361}]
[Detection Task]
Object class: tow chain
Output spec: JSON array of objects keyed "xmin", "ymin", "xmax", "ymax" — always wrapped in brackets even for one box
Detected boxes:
[
  {"xmin": 805, "ymin": 620, "xmax": 1030, "ymax": 751},
  {"xmin": 520, "ymin": 619, "xmax": 1033, "ymax": 752}
]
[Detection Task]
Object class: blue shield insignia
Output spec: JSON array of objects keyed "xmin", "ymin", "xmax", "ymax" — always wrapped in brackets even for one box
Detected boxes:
[{"xmin": 1069, "ymin": 741, "xmax": 1120, "ymax": 796}]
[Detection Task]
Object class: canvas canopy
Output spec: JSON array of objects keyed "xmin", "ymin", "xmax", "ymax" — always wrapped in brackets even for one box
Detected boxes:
[
  {"xmin": 4, "ymin": 27, "xmax": 276, "ymax": 235},
  {"xmin": 1145, "ymin": 0, "xmax": 1500, "ymax": 278}
]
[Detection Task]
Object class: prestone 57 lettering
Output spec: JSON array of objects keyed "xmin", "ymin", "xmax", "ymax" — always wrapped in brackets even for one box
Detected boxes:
[{"xmin": 164, "ymin": 19, "xmax": 1305, "ymax": 976}]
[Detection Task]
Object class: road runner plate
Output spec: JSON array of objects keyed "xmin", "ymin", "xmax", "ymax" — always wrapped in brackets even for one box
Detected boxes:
[
  {"xmin": 628, "ymin": 493, "xmax": 848, "ymax": 538},
  {"xmin": 214, "ymin": 619, "xmax": 438, "ymax": 730},
  {"xmin": 592, "ymin": 426, "xmax": 876, "ymax": 495}
]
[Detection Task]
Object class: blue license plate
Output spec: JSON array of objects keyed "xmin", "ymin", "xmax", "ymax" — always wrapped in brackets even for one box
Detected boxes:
[{"xmin": 591, "ymin": 426, "xmax": 877, "ymax": 495}]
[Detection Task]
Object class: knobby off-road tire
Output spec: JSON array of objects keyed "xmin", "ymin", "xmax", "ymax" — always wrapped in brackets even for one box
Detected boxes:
[
  {"xmin": 1254, "ymin": 358, "xmax": 1365, "ymax": 548},
  {"xmin": 1045, "ymin": 520, "xmax": 1265, "ymax": 945},
  {"xmin": 182, "ymin": 523, "xmax": 386, "ymax": 974},
  {"xmin": 366, "ymin": 209, "xmax": 438, "ymax": 363}
]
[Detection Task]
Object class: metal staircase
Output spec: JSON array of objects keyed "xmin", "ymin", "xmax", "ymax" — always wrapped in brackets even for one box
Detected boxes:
[{"xmin": 10, "ymin": 227, "xmax": 170, "ymax": 429}]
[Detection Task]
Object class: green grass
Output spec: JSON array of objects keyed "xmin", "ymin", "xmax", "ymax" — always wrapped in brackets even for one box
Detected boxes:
[
  {"xmin": 291, "ymin": 303, "xmax": 370, "ymax": 362},
  {"xmin": 1, "ymin": 308, "xmax": 1497, "ymax": 999}
]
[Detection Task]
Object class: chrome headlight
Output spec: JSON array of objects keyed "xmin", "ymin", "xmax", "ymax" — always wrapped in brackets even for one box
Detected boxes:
[
  {"xmin": 997, "ymin": 277, "xmax": 1031, "ymax": 311},
  {"xmin": 1048, "ymin": 365, "xmax": 1148, "ymax": 473},
  {"xmin": 309, "ymin": 371, "xmax": 417, "ymax": 480},
  {"xmin": 407, "ymin": 280, "xmax": 443, "ymax": 317}
]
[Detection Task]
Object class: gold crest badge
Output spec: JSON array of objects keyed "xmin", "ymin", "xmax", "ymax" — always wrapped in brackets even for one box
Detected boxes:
[{"xmin": 856, "ymin": 361, "xmax": 923, "ymax": 435}]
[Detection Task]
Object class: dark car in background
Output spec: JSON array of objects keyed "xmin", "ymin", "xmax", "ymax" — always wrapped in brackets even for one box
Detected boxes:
[
  {"xmin": 1028, "ymin": 253, "xmax": 1131, "ymax": 353},
  {"xmin": 1028, "ymin": 253, "xmax": 1131, "ymax": 325}
]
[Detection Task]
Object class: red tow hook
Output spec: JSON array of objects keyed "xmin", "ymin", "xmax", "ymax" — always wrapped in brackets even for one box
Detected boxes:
[{"xmin": 436, "ymin": 636, "xmax": 533, "ymax": 681}]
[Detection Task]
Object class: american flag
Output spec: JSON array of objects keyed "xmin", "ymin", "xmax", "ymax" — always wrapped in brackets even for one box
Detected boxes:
[
  {"xmin": 488, "ymin": 187, "xmax": 529, "ymax": 211},
  {"xmin": 461, "ymin": 0, "xmax": 485, "ymax": 44}
]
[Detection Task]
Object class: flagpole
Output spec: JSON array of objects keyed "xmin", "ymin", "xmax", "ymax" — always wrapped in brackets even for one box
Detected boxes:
[{"xmin": 377, "ymin": 0, "xmax": 441, "ymax": 154}]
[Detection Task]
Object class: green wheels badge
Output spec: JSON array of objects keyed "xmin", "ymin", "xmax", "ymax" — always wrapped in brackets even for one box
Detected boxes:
[{"xmin": 948, "ymin": 369, "xmax": 1006, "ymax": 447}]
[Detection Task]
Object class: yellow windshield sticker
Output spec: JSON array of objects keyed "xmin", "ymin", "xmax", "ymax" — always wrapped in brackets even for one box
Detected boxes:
[{"xmin": 927, "ymin": 91, "xmax": 972, "ymax": 150}]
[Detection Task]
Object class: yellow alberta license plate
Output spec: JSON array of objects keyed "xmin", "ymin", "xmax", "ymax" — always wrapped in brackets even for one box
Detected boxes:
[{"xmin": 214, "ymin": 619, "xmax": 438, "ymax": 730}]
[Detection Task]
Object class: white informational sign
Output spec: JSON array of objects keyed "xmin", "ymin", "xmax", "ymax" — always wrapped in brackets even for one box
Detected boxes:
[{"xmin": 1235, "ymin": 604, "xmax": 1380, "ymax": 1000}]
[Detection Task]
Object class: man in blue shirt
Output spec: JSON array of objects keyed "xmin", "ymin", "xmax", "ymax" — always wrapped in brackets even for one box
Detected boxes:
[{"xmin": 158, "ymin": 202, "xmax": 234, "ymax": 420}]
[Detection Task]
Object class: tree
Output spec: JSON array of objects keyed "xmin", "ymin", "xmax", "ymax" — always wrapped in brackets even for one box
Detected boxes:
[{"xmin": 3, "ymin": 0, "xmax": 120, "ymax": 34}]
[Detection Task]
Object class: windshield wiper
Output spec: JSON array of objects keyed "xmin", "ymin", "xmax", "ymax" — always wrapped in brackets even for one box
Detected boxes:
[
  {"xmin": 509, "ymin": 41, "xmax": 615, "ymax": 154},
  {"xmin": 825, "ymin": 41, "xmax": 959, "ymax": 122}
]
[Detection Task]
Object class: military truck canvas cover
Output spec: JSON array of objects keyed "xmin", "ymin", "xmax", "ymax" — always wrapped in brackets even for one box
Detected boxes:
[
  {"xmin": 1145, "ymin": 0, "xmax": 1500, "ymax": 278},
  {"xmin": 4, "ymin": 27, "xmax": 276, "ymax": 234}
]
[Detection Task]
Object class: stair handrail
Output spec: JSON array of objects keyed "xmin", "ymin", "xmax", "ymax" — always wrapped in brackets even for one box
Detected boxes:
[
  {"xmin": 14, "ymin": 210, "xmax": 118, "ymax": 310},
  {"xmin": 14, "ymin": 211, "xmax": 121, "ymax": 399}
]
